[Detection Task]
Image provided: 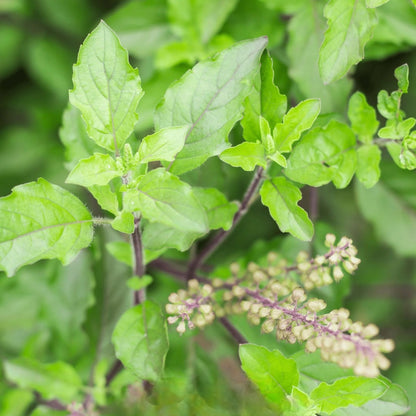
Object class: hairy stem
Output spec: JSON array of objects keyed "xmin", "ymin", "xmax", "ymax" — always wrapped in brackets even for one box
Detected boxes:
[
  {"xmin": 187, "ymin": 166, "xmax": 265, "ymax": 279},
  {"xmin": 132, "ymin": 216, "xmax": 146, "ymax": 304}
]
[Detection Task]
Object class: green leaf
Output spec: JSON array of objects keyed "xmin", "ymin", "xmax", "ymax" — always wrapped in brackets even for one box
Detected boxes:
[
  {"xmin": 127, "ymin": 275, "xmax": 153, "ymax": 291},
  {"xmin": 319, "ymin": 0, "xmax": 377, "ymax": 84},
  {"xmin": 355, "ymin": 177, "xmax": 416, "ymax": 256},
  {"xmin": 239, "ymin": 344, "xmax": 299, "ymax": 411},
  {"xmin": 4, "ymin": 358, "xmax": 82, "ymax": 403},
  {"xmin": 332, "ymin": 378, "xmax": 409, "ymax": 416},
  {"xmin": 168, "ymin": 0, "xmax": 238, "ymax": 44},
  {"xmin": 311, "ymin": 376, "xmax": 388, "ymax": 414},
  {"xmin": 0, "ymin": 389, "xmax": 34, "ymax": 416},
  {"xmin": 106, "ymin": 241, "xmax": 132, "ymax": 267},
  {"xmin": 112, "ymin": 301, "xmax": 169, "ymax": 382},
  {"xmin": 66, "ymin": 153, "xmax": 121, "ymax": 186},
  {"xmin": 377, "ymin": 90, "xmax": 399, "ymax": 120},
  {"xmin": 219, "ymin": 142, "xmax": 267, "ymax": 171},
  {"xmin": 285, "ymin": 387, "xmax": 319, "ymax": 416},
  {"xmin": 366, "ymin": 0, "xmax": 390, "ymax": 7},
  {"xmin": 241, "ymin": 51, "xmax": 287, "ymax": 142},
  {"xmin": 69, "ymin": 21, "xmax": 143, "ymax": 152},
  {"xmin": 127, "ymin": 168, "xmax": 208, "ymax": 233},
  {"xmin": 155, "ymin": 37, "xmax": 268, "ymax": 174},
  {"xmin": 0, "ymin": 178, "xmax": 93, "ymax": 277},
  {"xmin": 142, "ymin": 221, "xmax": 202, "ymax": 252},
  {"xmin": 260, "ymin": 177, "xmax": 314, "ymax": 241},
  {"xmin": 88, "ymin": 184, "xmax": 119, "ymax": 215},
  {"xmin": 138, "ymin": 126, "xmax": 189, "ymax": 163},
  {"xmin": 394, "ymin": 64, "xmax": 409, "ymax": 93},
  {"xmin": 348, "ymin": 92, "xmax": 379, "ymax": 144},
  {"xmin": 356, "ymin": 144, "xmax": 381, "ymax": 188},
  {"xmin": 111, "ymin": 211, "xmax": 135, "ymax": 234},
  {"xmin": 379, "ymin": 118, "xmax": 416, "ymax": 139},
  {"xmin": 274, "ymin": 99, "xmax": 321, "ymax": 153},
  {"xmin": 193, "ymin": 188, "xmax": 238, "ymax": 230},
  {"xmin": 285, "ymin": 121, "xmax": 357, "ymax": 189}
]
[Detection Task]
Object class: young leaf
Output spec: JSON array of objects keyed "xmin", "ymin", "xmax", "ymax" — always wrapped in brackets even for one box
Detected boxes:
[
  {"xmin": 111, "ymin": 211, "xmax": 135, "ymax": 234},
  {"xmin": 127, "ymin": 275, "xmax": 153, "ymax": 291},
  {"xmin": 193, "ymin": 187, "xmax": 239, "ymax": 230},
  {"xmin": 112, "ymin": 301, "xmax": 169, "ymax": 382},
  {"xmin": 348, "ymin": 92, "xmax": 379, "ymax": 144},
  {"xmin": 66, "ymin": 153, "xmax": 122, "ymax": 186},
  {"xmin": 260, "ymin": 177, "xmax": 314, "ymax": 241},
  {"xmin": 239, "ymin": 344, "xmax": 299, "ymax": 411},
  {"xmin": 0, "ymin": 178, "xmax": 93, "ymax": 277},
  {"xmin": 310, "ymin": 376, "xmax": 388, "ymax": 414},
  {"xmin": 241, "ymin": 51, "xmax": 287, "ymax": 142},
  {"xmin": 88, "ymin": 184, "xmax": 119, "ymax": 215},
  {"xmin": 154, "ymin": 37, "xmax": 268, "ymax": 174},
  {"xmin": 394, "ymin": 64, "xmax": 409, "ymax": 93},
  {"xmin": 319, "ymin": 0, "xmax": 377, "ymax": 84},
  {"xmin": 219, "ymin": 142, "xmax": 267, "ymax": 171},
  {"xmin": 69, "ymin": 21, "xmax": 144, "ymax": 152},
  {"xmin": 273, "ymin": 99, "xmax": 321, "ymax": 153},
  {"xmin": 138, "ymin": 126, "xmax": 189, "ymax": 163},
  {"xmin": 126, "ymin": 168, "xmax": 208, "ymax": 233},
  {"xmin": 286, "ymin": 387, "xmax": 320, "ymax": 416},
  {"xmin": 4, "ymin": 358, "xmax": 82, "ymax": 403},
  {"xmin": 285, "ymin": 121, "xmax": 357, "ymax": 189},
  {"xmin": 356, "ymin": 144, "xmax": 381, "ymax": 188}
]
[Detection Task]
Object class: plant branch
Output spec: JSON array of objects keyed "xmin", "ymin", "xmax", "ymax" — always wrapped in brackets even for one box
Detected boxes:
[
  {"xmin": 187, "ymin": 166, "xmax": 265, "ymax": 279},
  {"xmin": 219, "ymin": 317, "xmax": 248, "ymax": 344},
  {"xmin": 132, "ymin": 216, "xmax": 146, "ymax": 304}
]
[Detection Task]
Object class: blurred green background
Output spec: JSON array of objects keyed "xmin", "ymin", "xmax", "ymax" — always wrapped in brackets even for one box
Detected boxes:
[{"xmin": 0, "ymin": 0, "xmax": 415, "ymax": 414}]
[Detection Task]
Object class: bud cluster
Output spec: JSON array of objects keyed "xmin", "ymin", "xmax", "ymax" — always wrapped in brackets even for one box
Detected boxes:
[{"xmin": 165, "ymin": 235, "xmax": 393, "ymax": 377}]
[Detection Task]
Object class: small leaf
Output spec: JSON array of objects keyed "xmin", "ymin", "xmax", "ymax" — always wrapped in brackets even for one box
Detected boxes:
[
  {"xmin": 0, "ymin": 178, "xmax": 93, "ymax": 277},
  {"xmin": 111, "ymin": 211, "xmax": 135, "ymax": 234},
  {"xmin": 106, "ymin": 241, "xmax": 132, "ymax": 267},
  {"xmin": 69, "ymin": 21, "xmax": 143, "ymax": 152},
  {"xmin": 66, "ymin": 153, "xmax": 121, "ymax": 186},
  {"xmin": 260, "ymin": 177, "xmax": 314, "ymax": 241},
  {"xmin": 285, "ymin": 121, "xmax": 357, "ymax": 189},
  {"xmin": 379, "ymin": 118, "xmax": 416, "ymax": 139},
  {"xmin": 155, "ymin": 37, "xmax": 267, "ymax": 174},
  {"xmin": 348, "ymin": 92, "xmax": 379, "ymax": 144},
  {"xmin": 128, "ymin": 168, "xmax": 208, "ymax": 233},
  {"xmin": 138, "ymin": 126, "xmax": 189, "ymax": 163},
  {"xmin": 311, "ymin": 376, "xmax": 388, "ymax": 414},
  {"xmin": 356, "ymin": 144, "xmax": 381, "ymax": 188},
  {"xmin": 274, "ymin": 99, "xmax": 321, "ymax": 153},
  {"xmin": 268, "ymin": 150, "xmax": 287, "ymax": 167},
  {"xmin": 394, "ymin": 64, "xmax": 409, "ymax": 93},
  {"xmin": 319, "ymin": 0, "xmax": 377, "ymax": 84},
  {"xmin": 377, "ymin": 90, "xmax": 398, "ymax": 120},
  {"xmin": 88, "ymin": 184, "xmax": 119, "ymax": 215},
  {"xmin": 239, "ymin": 344, "xmax": 299, "ymax": 411},
  {"xmin": 112, "ymin": 301, "xmax": 169, "ymax": 382},
  {"xmin": 193, "ymin": 187, "xmax": 238, "ymax": 231},
  {"xmin": 219, "ymin": 142, "xmax": 267, "ymax": 171},
  {"xmin": 4, "ymin": 358, "xmax": 82, "ymax": 403},
  {"xmin": 127, "ymin": 275, "xmax": 153, "ymax": 291}
]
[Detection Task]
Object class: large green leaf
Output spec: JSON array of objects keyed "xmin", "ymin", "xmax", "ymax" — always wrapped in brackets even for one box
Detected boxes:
[
  {"xmin": 311, "ymin": 376, "xmax": 388, "ymax": 414},
  {"xmin": 319, "ymin": 0, "xmax": 377, "ymax": 84},
  {"xmin": 239, "ymin": 344, "xmax": 299, "ymax": 411},
  {"xmin": 69, "ymin": 21, "xmax": 143, "ymax": 152},
  {"xmin": 356, "ymin": 144, "xmax": 381, "ymax": 188},
  {"xmin": 154, "ymin": 37, "xmax": 267, "ymax": 174},
  {"xmin": 127, "ymin": 168, "xmax": 208, "ymax": 233},
  {"xmin": 4, "ymin": 358, "xmax": 82, "ymax": 403},
  {"xmin": 260, "ymin": 177, "xmax": 313, "ymax": 241},
  {"xmin": 0, "ymin": 178, "xmax": 93, "ymax": 277},
  {"xmin": 112, "ymin": 301, "xmax": 169, "ymax": 382},
  {"xmin": 285, "ymin": 120, "xmax": 357, "ymax": 189}
]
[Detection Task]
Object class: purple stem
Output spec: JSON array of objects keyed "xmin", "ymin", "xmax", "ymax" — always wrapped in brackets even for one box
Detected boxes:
[{"xmin": 132, "ymin": 217, "xmax": 146, "ymax": 304}]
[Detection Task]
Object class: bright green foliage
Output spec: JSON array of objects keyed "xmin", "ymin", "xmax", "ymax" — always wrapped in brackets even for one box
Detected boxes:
[
  {"xmin": 220, "ymin": 142, "xmax": 267, "ymax": 171},
  {"xmin": 285, "ymin": 121, "xmax": 357, "ymax": 188},
  {"xmin": 273, "ymin": 98, "xmax": 321, "ymax": 153},
  {"xmin": 356, "ymin": 145, "xmax": 381, "ymax": 188},
  {"xmin": 311, "ymin": 376, "xmax": 388, "ymax": 414},
  {"xmin": 69, "ymin": 21, "xmax": 143, "ymax": 152},
  {"xmin": 111, "ymin": 211, "xmax": 135, "ymax": 234},
  {"xmin": 394, "ymin": 64, "xmax": 409, "ymax": 93},
  {"xmin": 319, "ymin": 0, "xmax": 377, "ymax": 84},
  {"xmin": 127, "ymin": 168, "xmax": 208, "ymax": 233},
  {"xmin": 366, "ymin": 0, "xmax": 390, "ymax": 7},
  {"xmin": 88, "ymin": 184, "xmax": 119, "ymax": 215},
  {"xmin": 260, "ymin": 177, "xmax": 314, "ymax": 241},
  {"xmin": 348, "ymin": 92, "xmax": 379, "ymax": 144},
  {"xmin": 285, "ymin": 387, "xmax": 319, "ymax": 416},
  {"xmin": 138, "ymin": 126, "xmax": 189, "ymax": 163},
  {"xmin": 239, "ymin": 344, "xmax": 299, "ymax": 411},
  {"xmin": 66, "ymin": 153, "xmax": 121, "ymax": 186},
  {"xmin": 4, "ymin": 358, "xmax": 82, "ymax": 403},
  {"xmin": 112, "ymin": 301, "xmax": 169, "ymax": 382},
  {"xmin": 154, "ymin": 37, "xmax": 267, "ymax": 174},
  {"xmin": 0, "ymin": 178, "xmax": 93, "ymax": 277}
]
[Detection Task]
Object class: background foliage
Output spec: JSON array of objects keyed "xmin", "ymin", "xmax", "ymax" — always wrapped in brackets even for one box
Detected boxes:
[{"xmin": 0, "ymin": 0, "xmax": 415, "ymax": 415}]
